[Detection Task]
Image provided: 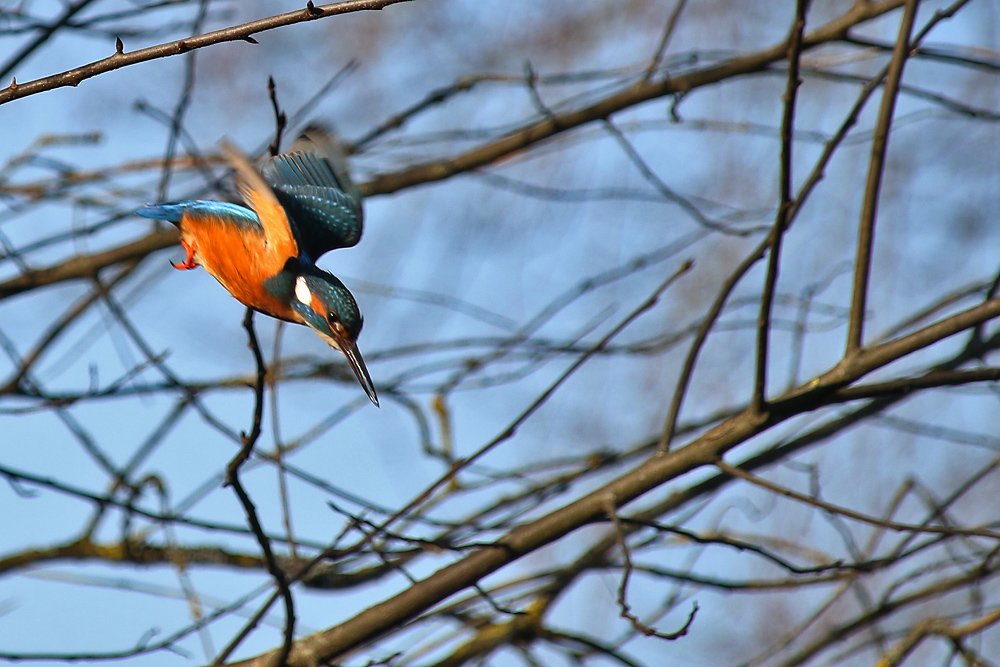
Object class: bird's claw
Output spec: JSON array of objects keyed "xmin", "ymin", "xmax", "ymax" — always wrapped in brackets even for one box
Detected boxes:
[{"xmin": 171, "ymin": 240, "xmax": 198, "ymax": 270}]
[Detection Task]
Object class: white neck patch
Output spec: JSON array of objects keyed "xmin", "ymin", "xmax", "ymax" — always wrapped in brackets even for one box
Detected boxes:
[{"xmin": 295, "ymin": 276, "xmax": 312, "ymax": 306}]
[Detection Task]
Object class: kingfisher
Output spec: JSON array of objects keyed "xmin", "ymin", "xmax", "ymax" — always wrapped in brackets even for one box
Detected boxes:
[{"xmin": 136, "ymin": 128, "xmax": 378, "ymax": 406}]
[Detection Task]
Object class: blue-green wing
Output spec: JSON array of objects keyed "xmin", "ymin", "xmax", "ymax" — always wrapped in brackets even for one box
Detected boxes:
[{"xmin": 261, "ymin": 128, "xmax": 363, "ymax": 262}]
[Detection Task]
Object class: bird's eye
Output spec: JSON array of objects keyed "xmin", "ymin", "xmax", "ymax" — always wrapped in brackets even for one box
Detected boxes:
[{"xmin": 327, "ymin": 311, "xmax": 339, "ymax": 325}]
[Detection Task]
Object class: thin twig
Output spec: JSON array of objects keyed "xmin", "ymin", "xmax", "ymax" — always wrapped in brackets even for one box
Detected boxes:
[
  {"xmin": 603, "ymin": 119, "xmax": 749, "ymax": 236},
  {"xmin": 847, "ymin": 0, "xmax": 919, "ymax": 353},
  {"xmin": 714, "ymin": 459, "xmax": 1000, "ymax": 540},
  {"xmin": 754, "ymin": 0, "xmax": 809, "ymax": 412},
  {"xmin": 658, "ymin": 240, "xmax": 768, "ymax": 452},
  {"xmin": 267, "ymin": 76, "xmax": 288, "ymax": 157},
  {"xmin": 0, "ymin": 0, "xmax": 99, "ymax": 81},
  {"xmin": 604, "ymin": 495, "xmax": 698, "ymax": 640},
  {"xmin": 0, "ymin": 0, "xmax": 417, "ymax": 106},
  {"xmin": 224, "ymin": 309, "xmax": 296, "ymax": 666},
  {"xmin": 644, "ymin": 0, "xmax": 689, "ymax": 80}
]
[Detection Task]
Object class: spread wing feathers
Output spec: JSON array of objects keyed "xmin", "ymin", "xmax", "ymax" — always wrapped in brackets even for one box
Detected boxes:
[
  {"xmin": 261, "ymin": 127, "xmax": 363, "ymax": 261},
  {"xmin": 219, "ymin": 139, "xmax": 299, "ymax": 260},
  {"xmin": 283, "ymin": 126, "xmax": 361, "ymax": 201}
]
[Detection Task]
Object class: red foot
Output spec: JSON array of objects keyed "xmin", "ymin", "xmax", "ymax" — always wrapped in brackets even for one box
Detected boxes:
[{"xmin": 171, "ymin": 240, "xmax": 198, "ymax": 270}]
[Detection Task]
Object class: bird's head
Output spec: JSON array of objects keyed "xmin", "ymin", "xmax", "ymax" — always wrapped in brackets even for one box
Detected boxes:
[{"xmin": 288, "ymin": 266, "xmax": 378, "ymax": 407}]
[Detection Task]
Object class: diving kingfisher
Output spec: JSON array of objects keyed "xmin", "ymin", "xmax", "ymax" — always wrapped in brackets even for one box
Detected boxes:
[{"xmin": 137, "ymin": 128, "xmax": 378, "ymax": 407}]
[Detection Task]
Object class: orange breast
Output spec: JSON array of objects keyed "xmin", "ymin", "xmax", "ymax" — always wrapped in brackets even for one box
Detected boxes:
[{"xmin": 179, "ymin": 212, "xmax": 300, "ymax": 323}]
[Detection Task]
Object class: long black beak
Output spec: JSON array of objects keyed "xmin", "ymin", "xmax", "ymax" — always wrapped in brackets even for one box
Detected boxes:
[{"xmin": 338, "ymin": 336, "xmax": 379, "ymax": 407}]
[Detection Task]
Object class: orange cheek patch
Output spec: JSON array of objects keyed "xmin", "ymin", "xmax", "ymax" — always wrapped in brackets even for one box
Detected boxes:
[{"xmin": 310, "ymin": 293, "xmax": 326, "ymax": 321}]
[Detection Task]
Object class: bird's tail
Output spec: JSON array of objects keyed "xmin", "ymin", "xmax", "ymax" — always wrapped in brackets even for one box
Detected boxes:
[
  {"xmin": 135, "ymin": 203, "xmax": 185, "ymax": 225},
  {"xmin": 135, "ymin": 201, "xmax": 259, "ymax": 229}
]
